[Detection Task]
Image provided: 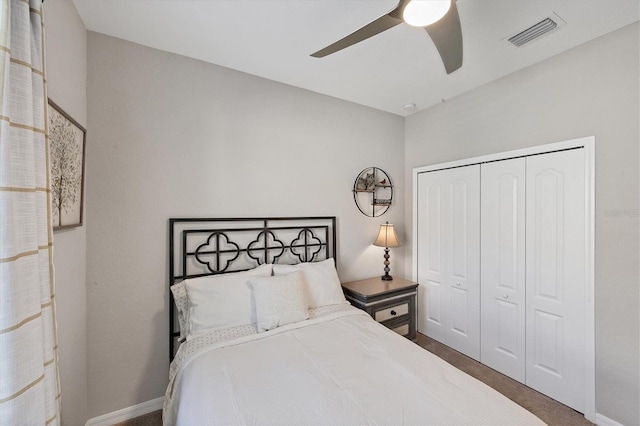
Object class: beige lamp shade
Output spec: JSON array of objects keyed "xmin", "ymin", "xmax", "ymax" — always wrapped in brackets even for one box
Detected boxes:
[{"xmin": 373, "ymin": 222, "xmax": 401, "ymax": 248}]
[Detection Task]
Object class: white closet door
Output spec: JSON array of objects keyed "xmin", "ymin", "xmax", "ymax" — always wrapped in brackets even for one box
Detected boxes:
[
  {"xmin": 480, "ymin": 158, "xmax": 526, "ymax": 383},
  {"xmin": 525, "ymin": 149, "xmax": 586, "ymax": 412},
  {"xmin": 417, "ymin": 165, "xmax": 480, "ymax": 360},
  {"xmin": 417, "ymin": 169, "xmax": 448, "ymax": 344}
]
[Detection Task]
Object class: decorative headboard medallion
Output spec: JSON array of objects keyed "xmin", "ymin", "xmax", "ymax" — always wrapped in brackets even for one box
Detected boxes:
[
  {"xmin": 194, "ymin": 232, "xmax": 240, "ymax": 273},
  {"xmin": 246, "ymin": 230, "xmax": 286, "ymax": 264}
]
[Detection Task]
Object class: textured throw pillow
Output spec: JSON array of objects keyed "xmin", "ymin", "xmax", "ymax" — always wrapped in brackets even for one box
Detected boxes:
[
  {"xmin": 249, "ymin": 271, "xmax": 309, "ymax": 332},
  {"xmin": 185, "ymin": 263, "xmax": 273, "ymax": 339},
  {"xmin": 170, "ymin": 280, "xmax": 190, "ymax": 341},
  {"xmin": 272, "ymin": 258, "xmax": 347, "ymax": 308}
]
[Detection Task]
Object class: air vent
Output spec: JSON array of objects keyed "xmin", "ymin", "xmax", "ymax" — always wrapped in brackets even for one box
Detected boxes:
[{"xmin": 506, "ymin": 14, "xmax": 566, "ymax": 47}]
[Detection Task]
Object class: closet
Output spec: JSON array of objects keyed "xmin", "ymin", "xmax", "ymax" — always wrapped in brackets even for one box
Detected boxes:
[{"xmin": 414, "ymin": 142, "xmax": 591, "ymax": 415}]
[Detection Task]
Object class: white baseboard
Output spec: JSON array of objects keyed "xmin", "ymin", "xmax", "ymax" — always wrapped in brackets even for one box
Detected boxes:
[
  {"xmin": 85, "ymin": 397, "xmax": 163, "ymax": 426},
  {"xmin": 595, "ymin": 412, "xmax": 623, "ymax": 426}
]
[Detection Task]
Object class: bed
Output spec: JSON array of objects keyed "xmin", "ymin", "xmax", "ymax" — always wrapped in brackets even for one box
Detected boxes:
[{"xmin": 164, "ymin": 217, "xmax": 544, "ymax": 425}]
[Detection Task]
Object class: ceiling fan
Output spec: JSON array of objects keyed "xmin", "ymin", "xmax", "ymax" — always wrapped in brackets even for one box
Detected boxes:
[{"xmin": 311, "ymin": 0, "xmax": 463, "ymax": 74}]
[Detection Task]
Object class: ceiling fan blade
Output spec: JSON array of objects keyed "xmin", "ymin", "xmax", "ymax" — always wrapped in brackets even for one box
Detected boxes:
[
  {"xmin": 311, "ymin": 12, "xmax": 403, "ymax": 58},
  {"xmin": 424, "ymin": 0, "xmax": 463, "ymax": 74}
]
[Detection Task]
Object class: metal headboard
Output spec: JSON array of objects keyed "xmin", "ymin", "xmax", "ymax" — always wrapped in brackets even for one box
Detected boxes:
[{"xmin": 169, "ymin": 216, "xmax": 337, "ymax": 360}]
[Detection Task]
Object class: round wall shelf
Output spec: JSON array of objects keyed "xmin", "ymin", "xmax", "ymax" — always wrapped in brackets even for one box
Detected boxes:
[{"xmin": 352, "ymin": 167, "xmax": 393, "ymax": 217}]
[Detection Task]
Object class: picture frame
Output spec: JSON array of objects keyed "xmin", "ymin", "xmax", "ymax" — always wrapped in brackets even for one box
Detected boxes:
[{"xmin": 48, "ymin": 99, "xmax": 86, "ymax": 230}]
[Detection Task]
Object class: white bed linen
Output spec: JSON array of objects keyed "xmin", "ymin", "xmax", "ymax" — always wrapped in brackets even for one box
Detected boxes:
[{"xmin": 164, "ymin": 305, "xmax": 544, "ymax": 425}]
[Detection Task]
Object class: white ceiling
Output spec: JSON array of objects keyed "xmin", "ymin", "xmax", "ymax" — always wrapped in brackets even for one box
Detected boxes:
[{"xmin": 72, "ymin": 0, "xmax": 639, "ymax": 117}]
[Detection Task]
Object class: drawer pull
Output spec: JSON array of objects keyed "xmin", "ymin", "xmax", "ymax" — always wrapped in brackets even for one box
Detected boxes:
[{"xmin": 390, "ymin": 310, "xmax": 397, "ymax": 316}]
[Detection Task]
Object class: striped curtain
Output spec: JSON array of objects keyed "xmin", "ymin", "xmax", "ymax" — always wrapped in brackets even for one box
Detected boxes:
[{"xmin": 0, "ymin": 0, "xmax": 61, "ymax": 424}]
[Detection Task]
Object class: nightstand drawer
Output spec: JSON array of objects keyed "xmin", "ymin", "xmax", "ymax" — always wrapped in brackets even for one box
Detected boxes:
[
  {"xmin": 390, "ymin": 322, "xmax": 410, "ymax": 336},
  {"xmin": 374, "ymin": 302, "xmax": 409, "ymax": 322}
]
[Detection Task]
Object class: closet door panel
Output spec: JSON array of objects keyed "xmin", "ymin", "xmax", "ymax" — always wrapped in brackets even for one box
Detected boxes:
[
  {"xmin": 525, "ymin": 149, "xmax": 585, "ymax": 413},
  {"xmin": 445, "ymin": 167, "xmax": 480, "ymax": 359},
  {"xmin": 417, "ymin": 173, "xmax": 448, "ymax": 343},
  {"xmin": 450, "ymin": 286, "xmax": 469, "ymax": 335},
  {"xmin": 480, "ymin": 158, "xmax": 526, "ymax": 383},
  {"xmin": 450, "ymin": 179, "xmax": 470, "ymax": 279},
  {"xmin": 496, "ymin": 300, "xmax": 519, "ymax": 352},
  {"xmin": 417, "ymin": 165, "xmax": 480, "ymax": 360},
  {"xmin": 425, "ymin": 280, "xmax": 443, "ymax": 328}
]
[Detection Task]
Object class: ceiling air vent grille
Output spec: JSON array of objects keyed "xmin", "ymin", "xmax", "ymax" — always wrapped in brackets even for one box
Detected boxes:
[{"xmin": 508, "ymin": 18, "xmax": 558, "ymax": 47}]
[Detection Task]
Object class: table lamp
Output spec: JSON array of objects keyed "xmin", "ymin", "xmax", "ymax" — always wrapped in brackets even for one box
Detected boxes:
[{"xmin": 373, "ymin": 222, "xmax": 401, "ymax": 280}]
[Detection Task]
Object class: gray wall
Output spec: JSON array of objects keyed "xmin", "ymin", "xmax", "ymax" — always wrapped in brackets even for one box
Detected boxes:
[
  {"xmin": 404, "ymin": 23, "xmax": 639, "ymax": 425},
  {"xmin": 86, "ymin": 32, "xmax": 406, "ymax": 417},
  {"xmin": 44, "ymin": 1, "xmax": 88, "ymax": 425}
]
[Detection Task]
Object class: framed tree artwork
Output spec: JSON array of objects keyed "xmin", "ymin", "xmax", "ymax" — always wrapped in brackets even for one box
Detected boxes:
[{"xmin": 48, "ymin": 99, "xmax": 86, "ymax": 230}]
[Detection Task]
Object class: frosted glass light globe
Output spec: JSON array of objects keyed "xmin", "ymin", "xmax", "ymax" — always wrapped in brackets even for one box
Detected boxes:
[{"xmin": 403, "ymin": 0, "xmax": 451, "ymax": 27}]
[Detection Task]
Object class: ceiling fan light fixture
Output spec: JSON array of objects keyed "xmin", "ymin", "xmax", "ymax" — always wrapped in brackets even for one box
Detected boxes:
[{"xmin": 402, "ymin": 0, "xmax": 451, "ymax": 27}]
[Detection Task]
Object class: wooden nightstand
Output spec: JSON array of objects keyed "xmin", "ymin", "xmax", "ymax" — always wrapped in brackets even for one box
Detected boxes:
[{"xmin": 341, "ymin": 277, "xmax": 418, "ymax": 340}]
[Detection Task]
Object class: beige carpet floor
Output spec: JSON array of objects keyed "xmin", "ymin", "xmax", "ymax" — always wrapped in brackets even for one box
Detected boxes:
[
  {"xmin": 414, "ymin": 333, "xmax": 591, "ymax": 425},
  {"xmin": 117, "ymin": 332, "xmax": 591, "ymax": 426}
]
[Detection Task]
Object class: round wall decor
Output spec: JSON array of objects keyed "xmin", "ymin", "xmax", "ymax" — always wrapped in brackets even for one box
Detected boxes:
[{"xmin": 352, "ymin": 167, "xmax": 393, "ymax": 217}]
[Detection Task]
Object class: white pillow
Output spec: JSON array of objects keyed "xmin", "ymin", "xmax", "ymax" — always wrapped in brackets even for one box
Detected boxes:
[
  {"xmin": 272, "ymin": 258, "xmax": 347, "ymax": 308},
  {"xmin": 249, "ymin": 271, "xmax": 309, "ymax": 332},
  {"xmin": 185, "ymin": 263, "xmax": 273, "ymax": 339},
  {"xmin": 170, "ymin": 281, "xmax": 190, "ymax": 341}
]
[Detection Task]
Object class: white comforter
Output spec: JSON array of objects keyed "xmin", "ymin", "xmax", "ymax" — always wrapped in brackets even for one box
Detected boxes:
[{"xmin": 164, "ymin": 305, "xmax": 544, "ymax": 425}]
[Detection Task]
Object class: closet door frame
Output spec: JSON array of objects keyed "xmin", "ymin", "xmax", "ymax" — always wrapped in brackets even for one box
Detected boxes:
[{"xmin": 412, "ymin": 136, "xmax": 595, "ymax": 422}]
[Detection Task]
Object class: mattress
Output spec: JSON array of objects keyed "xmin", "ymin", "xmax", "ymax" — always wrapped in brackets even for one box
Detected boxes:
[{"xmin": 163, "ymin": 304, "xmax": 545, "ymax": 425}]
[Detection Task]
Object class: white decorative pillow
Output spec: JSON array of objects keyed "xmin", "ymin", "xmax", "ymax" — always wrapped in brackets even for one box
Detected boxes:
[
  {"xmin": 170, "ymin": 281, "xmax": 190, "ymax": 341},
  {"xmin": 249, "ymin": 271, "xmax": 309, "ymax": 332},
  {"xmin": 272, "ymin": 258, "xmax": 347, "ymax": 309},
  {"xmin": 185, "ymin": 263, "xmax": 273, "ymax": 339}
]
